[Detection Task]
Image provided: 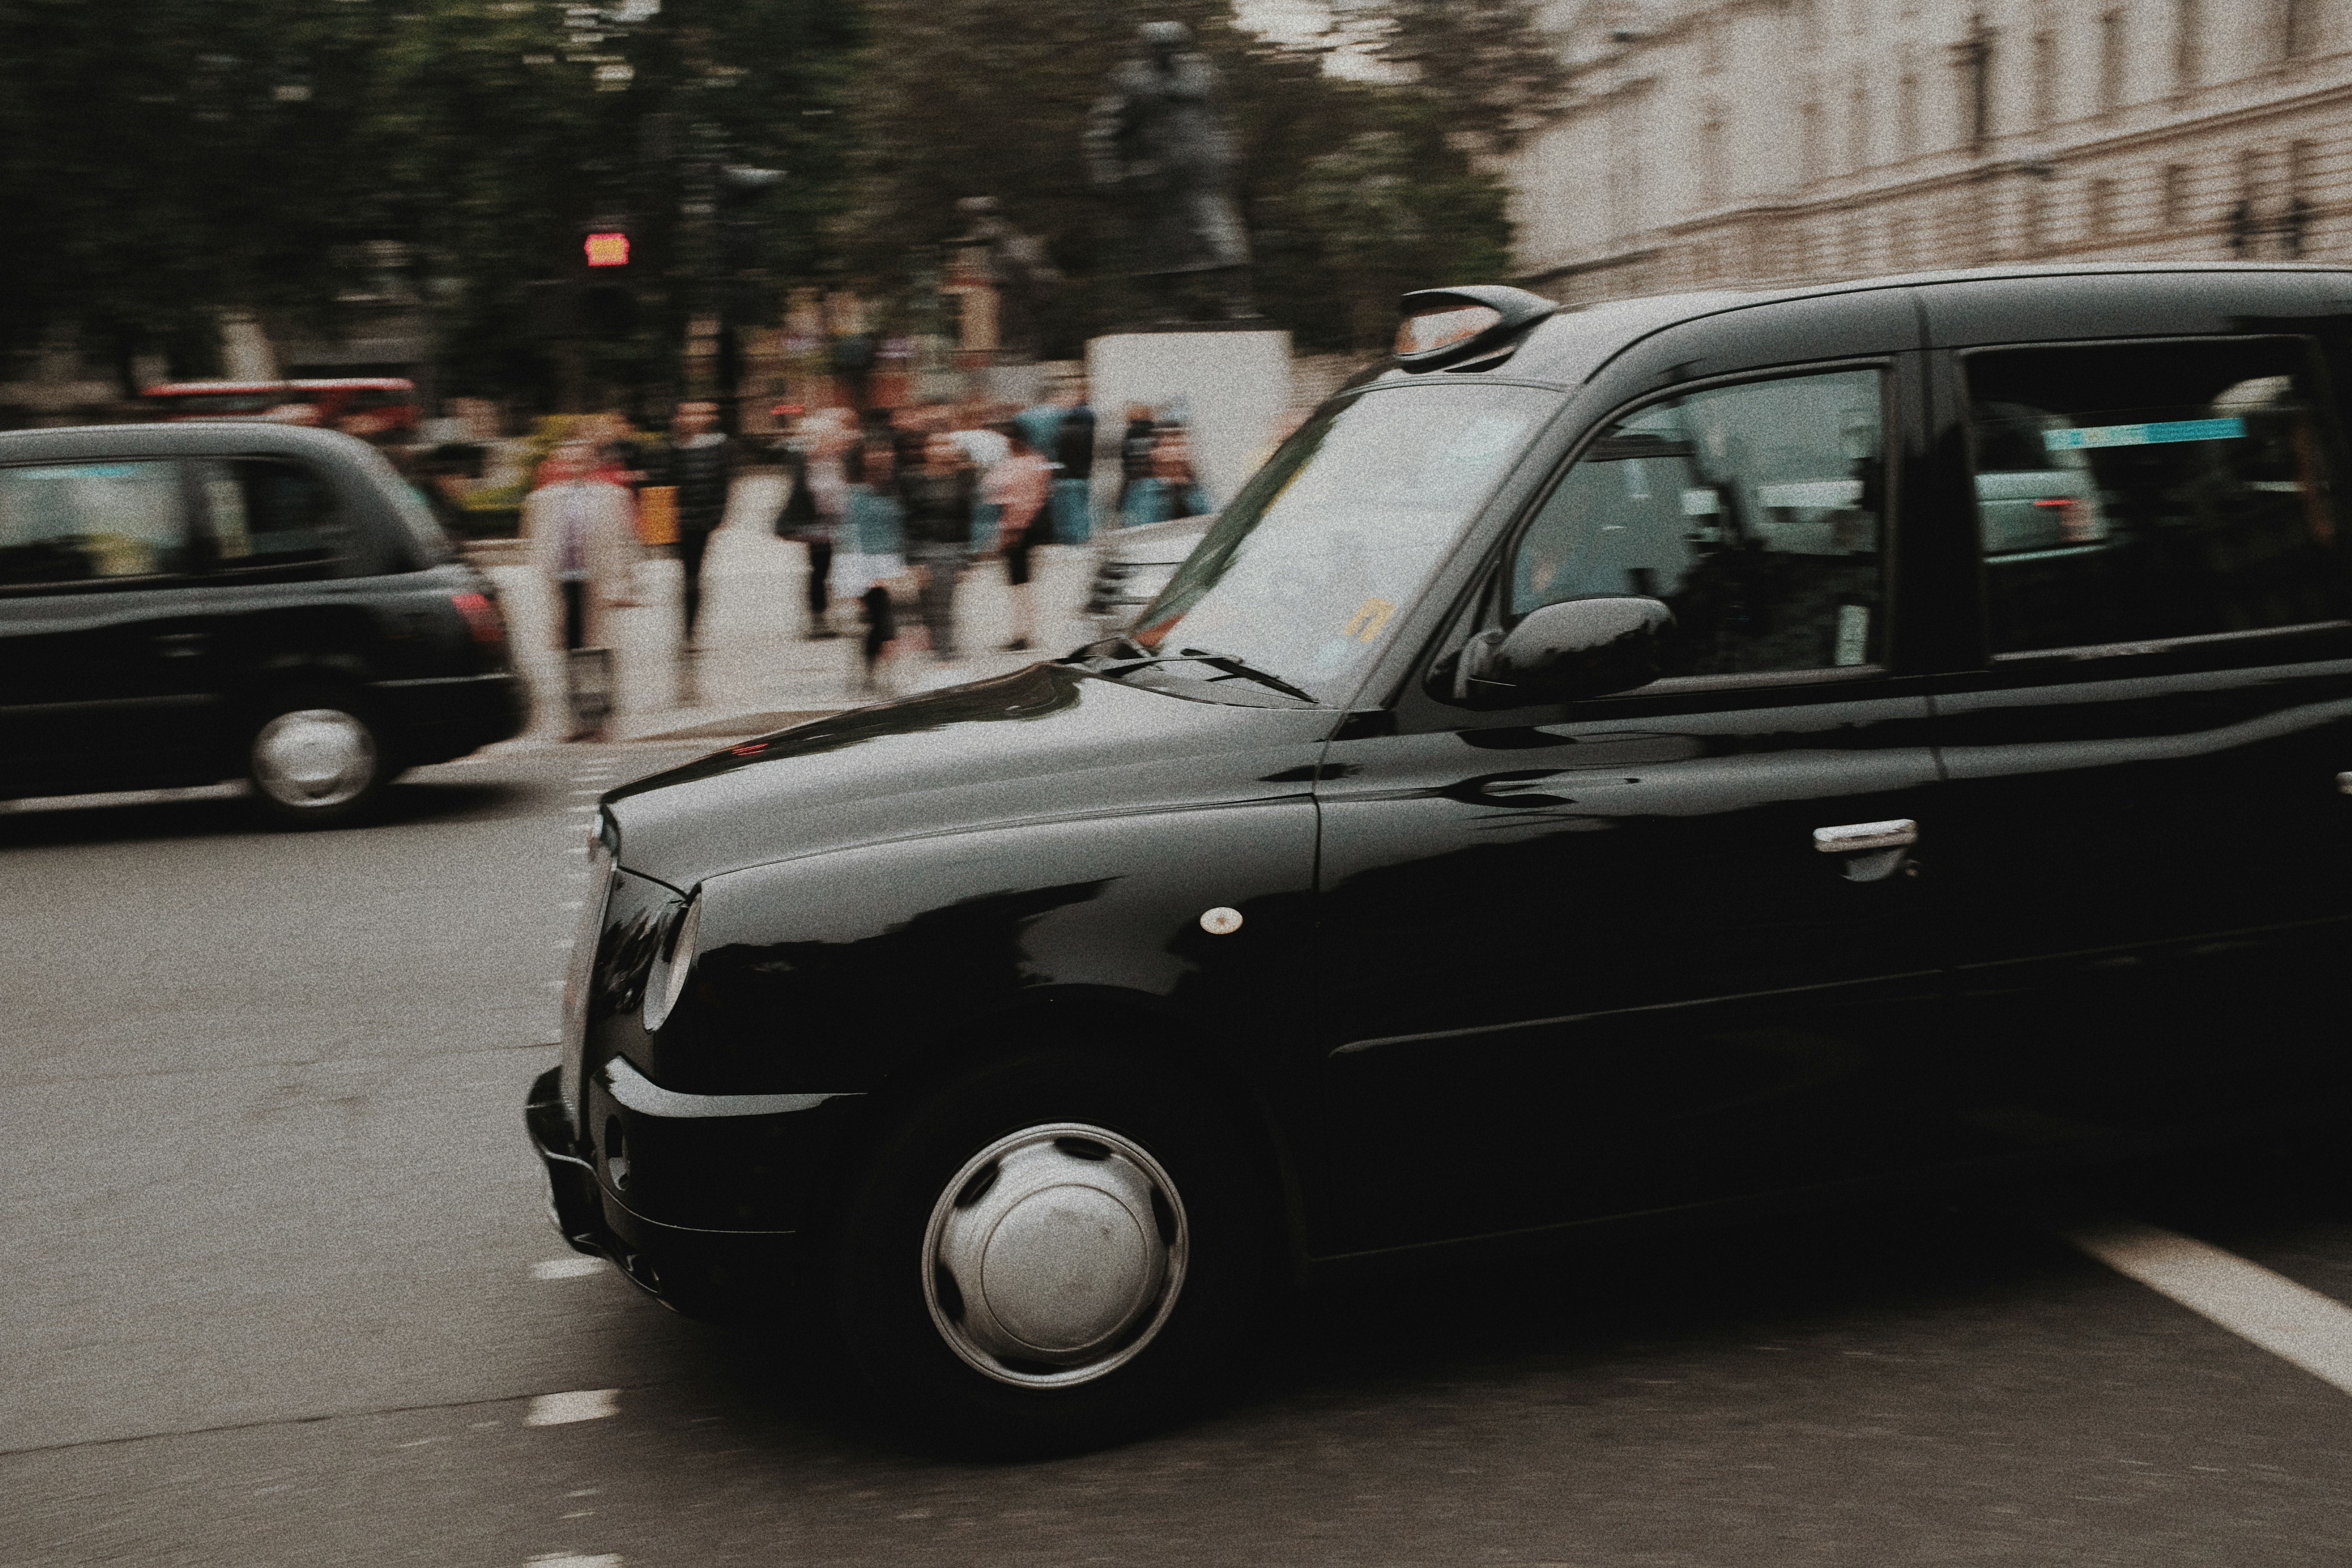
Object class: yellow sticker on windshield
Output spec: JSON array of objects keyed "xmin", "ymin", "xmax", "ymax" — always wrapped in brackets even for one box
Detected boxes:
[{"xmin": 1343, "ymin": 596, "xmax": 1397, "ymax": 643}]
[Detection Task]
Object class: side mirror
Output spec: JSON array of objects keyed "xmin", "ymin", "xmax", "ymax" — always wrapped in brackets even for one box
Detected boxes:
[{"xmin": 1455, "ymin": 595, "xmax": 1674, "ymax": 708}]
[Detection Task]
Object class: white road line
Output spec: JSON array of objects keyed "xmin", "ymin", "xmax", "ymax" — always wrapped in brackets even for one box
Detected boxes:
[
  {"xmin": 528, "ymin": 1556, "xmax": 622, "ymax": 1567},
  {"xmin": 533, "ymin": 1258, "xmax": 605, "ymax": 1281},
  {"xmin": 524, "ymin": 1389, "xmax": 620, "ymax": 1426},
  {"xmin": 2064, "ymin": 1217, "xmax": 2352, "ymax": 1396}
]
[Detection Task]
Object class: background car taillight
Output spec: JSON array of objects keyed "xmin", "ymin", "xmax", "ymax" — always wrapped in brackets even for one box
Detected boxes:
[
  {"xmin": 451, "ymin": 590, "xmax": 505, "ymax": 645},
  {"xmin": 449, "ymin": 591, "xmax": 510, "ymax": 673}
]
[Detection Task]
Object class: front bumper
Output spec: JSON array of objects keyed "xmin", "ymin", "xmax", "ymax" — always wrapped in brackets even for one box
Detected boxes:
[{"xmin": 524, "ymin": 1063, "xmax": 820, "ymax": 1318}]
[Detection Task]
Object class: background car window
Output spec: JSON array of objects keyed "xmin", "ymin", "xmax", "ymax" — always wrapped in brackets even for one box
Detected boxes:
[
  {"xmin": 0, "ymin": 461, "xmax": 191, "ymax": 587},
  {"xmin": 1512, "ymin": 368, "xmax": 1886, "ymax": 676},
  {"xmin": 199, "ymin": 458, "xmax": 348, "ymax": 575},
  {"xmin": 1965, "ymin": 337, "xmax": 2348, "ymax": 655}
]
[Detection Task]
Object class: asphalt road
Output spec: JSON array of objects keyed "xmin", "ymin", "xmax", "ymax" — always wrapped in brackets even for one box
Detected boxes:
[{"xmin": 7, "ymin": 743, "xmax": 2352, "ymax": 1567}]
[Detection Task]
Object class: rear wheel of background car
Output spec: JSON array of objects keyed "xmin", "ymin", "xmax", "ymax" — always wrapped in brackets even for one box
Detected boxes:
[
  {"xmin": 244, "ymin": 686, "xmax": 392, "ymax": 828},
  {"xmin": 828, "ymin": 1045, "xmax": 1279, "ymax": 1455}
]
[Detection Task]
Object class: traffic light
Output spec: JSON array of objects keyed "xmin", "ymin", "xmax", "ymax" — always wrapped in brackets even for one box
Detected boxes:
[{"xmin": 577, "ymin": 216, "xmax": 639, "ymax": 338}]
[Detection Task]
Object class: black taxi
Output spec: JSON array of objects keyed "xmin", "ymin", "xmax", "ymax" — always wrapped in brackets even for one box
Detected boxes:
[
  {"xmin": 0, "ymin": 423, "xmax": 522, "ymax": 823},
  {"xmin": 531, "ymin": 264, "xmax": 2352, "ymax": 1450}
]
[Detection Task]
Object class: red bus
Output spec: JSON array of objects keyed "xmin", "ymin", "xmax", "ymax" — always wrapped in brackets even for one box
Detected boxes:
[{"xmin": 140, "ymin": 378, "xmax": 419, "ymax": 439}]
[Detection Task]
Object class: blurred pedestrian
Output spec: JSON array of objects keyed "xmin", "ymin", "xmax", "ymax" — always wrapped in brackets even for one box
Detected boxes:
[
  {"xmin": 1050, "ymin": 377, "xmax": 1097, "ymax": 545},
  {"xmin": 1115, "ymin": 403, "xmax": 1157, "ymax": 525},
  {"xmin": 985, "ymin": 428, "xmax": 1055, "ymax": 652},
  {"xmin": 775, "ymin": 407, "xmax": 853, "ymax": 640},
  {"xmin": 1123, "ymin": 426, "xmax": 1209, "ymax": 527},
  {"xmin": 651, "ymin": 399, "xmax": 736, "ymax": 651},
  {"xmin": 589, "ymin": 412, "xmax": 647, "ymax": 488},
  {"xmin": 523, "ymin": 441, "xmax": 641, "ymax": 741},
  {"xmin": 947, "ymin": 402, "xmax": 1011, "ymax": 555},
  {"xmin": 838, "ymin": 412, "xmax": 909, "ymax": 693},
  {"xmin": 897, "ymin": 431, "xmax": 980, "ymax": 664}
]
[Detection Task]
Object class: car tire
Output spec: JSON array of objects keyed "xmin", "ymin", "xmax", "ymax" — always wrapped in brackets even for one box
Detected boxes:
[
  {"xmin": 243, "ymin": 686, "xmax": 392, "ymax": 829},
  {"xmin": 828, "ymin": 1045, "xmax": 1279, "ymax": 1455}
]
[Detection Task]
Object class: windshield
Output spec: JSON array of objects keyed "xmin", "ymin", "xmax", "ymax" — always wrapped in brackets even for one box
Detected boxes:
[{"xmin": 1130, "ymin": 383, "xmax": 1550, "ymax": 703}]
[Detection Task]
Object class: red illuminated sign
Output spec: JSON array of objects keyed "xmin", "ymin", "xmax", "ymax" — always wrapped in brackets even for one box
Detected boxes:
[{"xmin": 584, "ymin": 232, "xmax": 630, "ymax": 267}]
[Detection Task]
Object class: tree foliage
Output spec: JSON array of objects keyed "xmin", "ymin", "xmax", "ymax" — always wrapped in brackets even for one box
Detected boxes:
[
  {"xmin": 841, "ymin": 0, "xmax": 1525, "ymax": 354},
  {"xmin": 0, "ymin": 0, "xmax": 1539, "ymax": 389},
  {"xmin": 1328, "ymin": 0, "xmax": 1571, "ymax": 154},
  {"xmin": 0, "ymin": 0, "xmax": 866, "ymax": 396}
]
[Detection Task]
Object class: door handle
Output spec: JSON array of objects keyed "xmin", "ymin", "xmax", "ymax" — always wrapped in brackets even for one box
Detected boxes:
[
  {"xmin": 1813, "ymin": 818, "xmax": 1917, "ymax": 884},
  {"xmin": 1812, "ymin": 818, "xmax": 1918, "ymax": 853},
  {"xmin": 153, "ymin": 632, "xmax": 209, "ymax": 658}
]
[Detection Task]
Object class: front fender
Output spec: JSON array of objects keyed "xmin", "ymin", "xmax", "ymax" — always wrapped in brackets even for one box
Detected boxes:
[{"xmin": 632, "ymin": 797, "xmax": 1319, "ymax": 1099}]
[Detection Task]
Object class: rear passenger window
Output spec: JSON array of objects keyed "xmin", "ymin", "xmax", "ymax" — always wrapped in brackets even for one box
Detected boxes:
[
  {"xmin": 0, "ymin": 461, "xmax": 192, "ymax": 587},
  {"xmin": 198, "ymin": 459, "xmax": 349, "ymax": 576},
  {"xmin": 1965, "ymin": 337, "xmax": 2350, "ymax": 655},
  {"xmin": 1513, "ymin": 367, "xmax": 1887, "ymax": 678}
]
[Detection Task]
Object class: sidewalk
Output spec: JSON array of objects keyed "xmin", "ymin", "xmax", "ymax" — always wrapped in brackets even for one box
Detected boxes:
[{"xmin": 482, "ymin": 472, "xmax": 1109, "ymax": 746}]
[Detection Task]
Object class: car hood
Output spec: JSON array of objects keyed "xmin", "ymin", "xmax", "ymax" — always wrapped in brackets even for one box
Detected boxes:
[{"xmin": 604, "ymin": 662, "xmax": 1338, "ymax": 889}]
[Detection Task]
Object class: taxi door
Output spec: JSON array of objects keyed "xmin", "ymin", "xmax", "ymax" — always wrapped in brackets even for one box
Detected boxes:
[{"xmin": 1314, "ymin": 349, "xmax": 1953, "ymax": 1257}]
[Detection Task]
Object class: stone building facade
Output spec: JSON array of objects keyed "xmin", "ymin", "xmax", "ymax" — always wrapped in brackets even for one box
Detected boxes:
[{"xmin": 1510, "ymin": 0, "xmax": 2352, "ymax": 301}]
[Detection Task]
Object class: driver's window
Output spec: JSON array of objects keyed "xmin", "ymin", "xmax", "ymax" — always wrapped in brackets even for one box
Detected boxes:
[{"xmin": 1512, "ymin": 367, "xmax": 1887, "ymax": 677}]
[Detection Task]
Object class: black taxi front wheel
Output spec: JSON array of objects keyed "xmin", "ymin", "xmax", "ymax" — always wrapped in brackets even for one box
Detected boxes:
[{"xmin": 829, "ymin": 1047, "xmax": 1276, "ymax": 1455}]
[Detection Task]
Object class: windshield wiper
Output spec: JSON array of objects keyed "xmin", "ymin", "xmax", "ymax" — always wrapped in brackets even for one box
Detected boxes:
[{"xmin": 1091, "ymin": 645, "xmax": 1322, "ymax": 706}]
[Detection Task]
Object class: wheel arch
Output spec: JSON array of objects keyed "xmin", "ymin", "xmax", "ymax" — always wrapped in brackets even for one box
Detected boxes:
[{"xmin": 848, "ymin": 984, "xmax": 1314, "ymax": 1281}]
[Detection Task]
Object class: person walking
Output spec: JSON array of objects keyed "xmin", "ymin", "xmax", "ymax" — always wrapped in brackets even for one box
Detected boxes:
[
  {"xmin": 652, "ymin": 399, "xmax": 736, "ymax": 652},
  {"xmin": 984, "ymin": 428, "xmax": 1055, "ymax": 652},
  {"xmin": 1115, "ymin": 403, "xmax": 1157, "ymax": 526},
  {"xmin": 1049, "ymin": 378, "xmax": 1097, "ymax": 545},
  {"xmin": 523, "ymin": 441, "xmax": 641, "ymax": 741},
  {"xmin": 896, "ymin": 431, "xmax": 980, "ymax": 665},
  {"xmin": 775, "ymin": 408, "xmax": 852, "ymax": 639},
  {"xmin": 838, "ymin": 414, "xmax": 907, "ymax": 694}
]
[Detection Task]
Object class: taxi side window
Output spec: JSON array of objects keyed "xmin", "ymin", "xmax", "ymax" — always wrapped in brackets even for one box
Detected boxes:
[
  {"xmin": 1511, "ymin": 367, "xmax": 1887, "ymax": 676},
  {"xmin": 0, "ymin": 461, "xmax": 193, "ymax": 588},
  {"xmin": 198, "ymin": 458, "xmax": 349, "ymax": 577},
  {"xmin": 1964, "ymin": 336, "xmax": 2350, "ymax": 655}
]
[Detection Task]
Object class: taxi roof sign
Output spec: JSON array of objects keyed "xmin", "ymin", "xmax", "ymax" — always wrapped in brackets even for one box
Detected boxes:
[{"xmin": 584, "ymin": 232, "xmax": 630, "ymax": 268}]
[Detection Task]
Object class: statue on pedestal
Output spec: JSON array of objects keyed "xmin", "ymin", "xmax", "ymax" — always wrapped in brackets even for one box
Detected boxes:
[{"xmin": 1084, "ymin": 20, "xmax": 1256, "ymax": 323}]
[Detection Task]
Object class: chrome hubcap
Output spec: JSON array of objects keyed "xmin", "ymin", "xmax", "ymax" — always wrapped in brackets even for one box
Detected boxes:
[
  {"xmin": 251, "ymin": 708, "xmax": 376, "ymax": 807},
  {"xmin": 922, "ymin": 1122, "xmax": 1188, "ymax": 1388}
]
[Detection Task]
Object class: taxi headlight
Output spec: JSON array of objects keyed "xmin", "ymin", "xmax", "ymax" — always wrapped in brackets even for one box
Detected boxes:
[{"xmin": 642, "ymin": 892, "xmax": 702, "ymax": 1032}]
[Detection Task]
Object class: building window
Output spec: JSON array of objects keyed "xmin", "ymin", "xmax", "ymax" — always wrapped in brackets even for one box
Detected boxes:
[
  {"xmin": 2174, "ymin": 0, "xmax": 2203, "ymax": 88},
  {"xmin": 2087, "ymin": 176, "xmax": 2118, "ymax": 240},
  {"xmin": 2281, "ymin": 0, "xmax": 2311, "ymax": 61},
  {"xmin": 1955, "ymin": 16, "xmax": 1996, "ymax": 151},
  {"xmin": 2098, "ymin": 10, "xmax": 2127, "ymax": 113},
  {"xmin": 1898, "ymin": 71, "xmax": 1922, "ymax": 158},
  {"xmin": 2032, "ymin": 31, "xmax": 2058, "ymax": 130},
  {"xmin": 2286, "ymin": 140, "xmax": 2317, "ymax": 257},
  {"xmin": 1848, "ymin": 85, "xmax": 1871, "ymax": 173},
  {"xmin": 2023, "ymin": 180, "xmax": 2052, "ymax": 257},
  {"xmin": 1700, "ymin": 111, "xmax": 1728, "ymax": 207},
  {"xmin": 1802, "ymin": 100, "xmax": 1824, "ymax": 184},
  {"xmin": 2161, "ymin": 162, "xmax": 2189, "ymax": 227}
]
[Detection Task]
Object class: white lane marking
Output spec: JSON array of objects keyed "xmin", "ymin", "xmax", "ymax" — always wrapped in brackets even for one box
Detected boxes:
[
  {"xmin": 528, "ymin": 1557, "xmax": 622, "ymax": 1567},
  {"xmin": 2064, "ymin": 1217, "xmax": 2352, "ymax": 1396},
  {"xmin": 533, "ymin": 1258, "xmax": 604, "ymax": 1280},
  {"xmin": 525, "ymin": 1389, "xmax": 620, "ymax": 1426}
]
